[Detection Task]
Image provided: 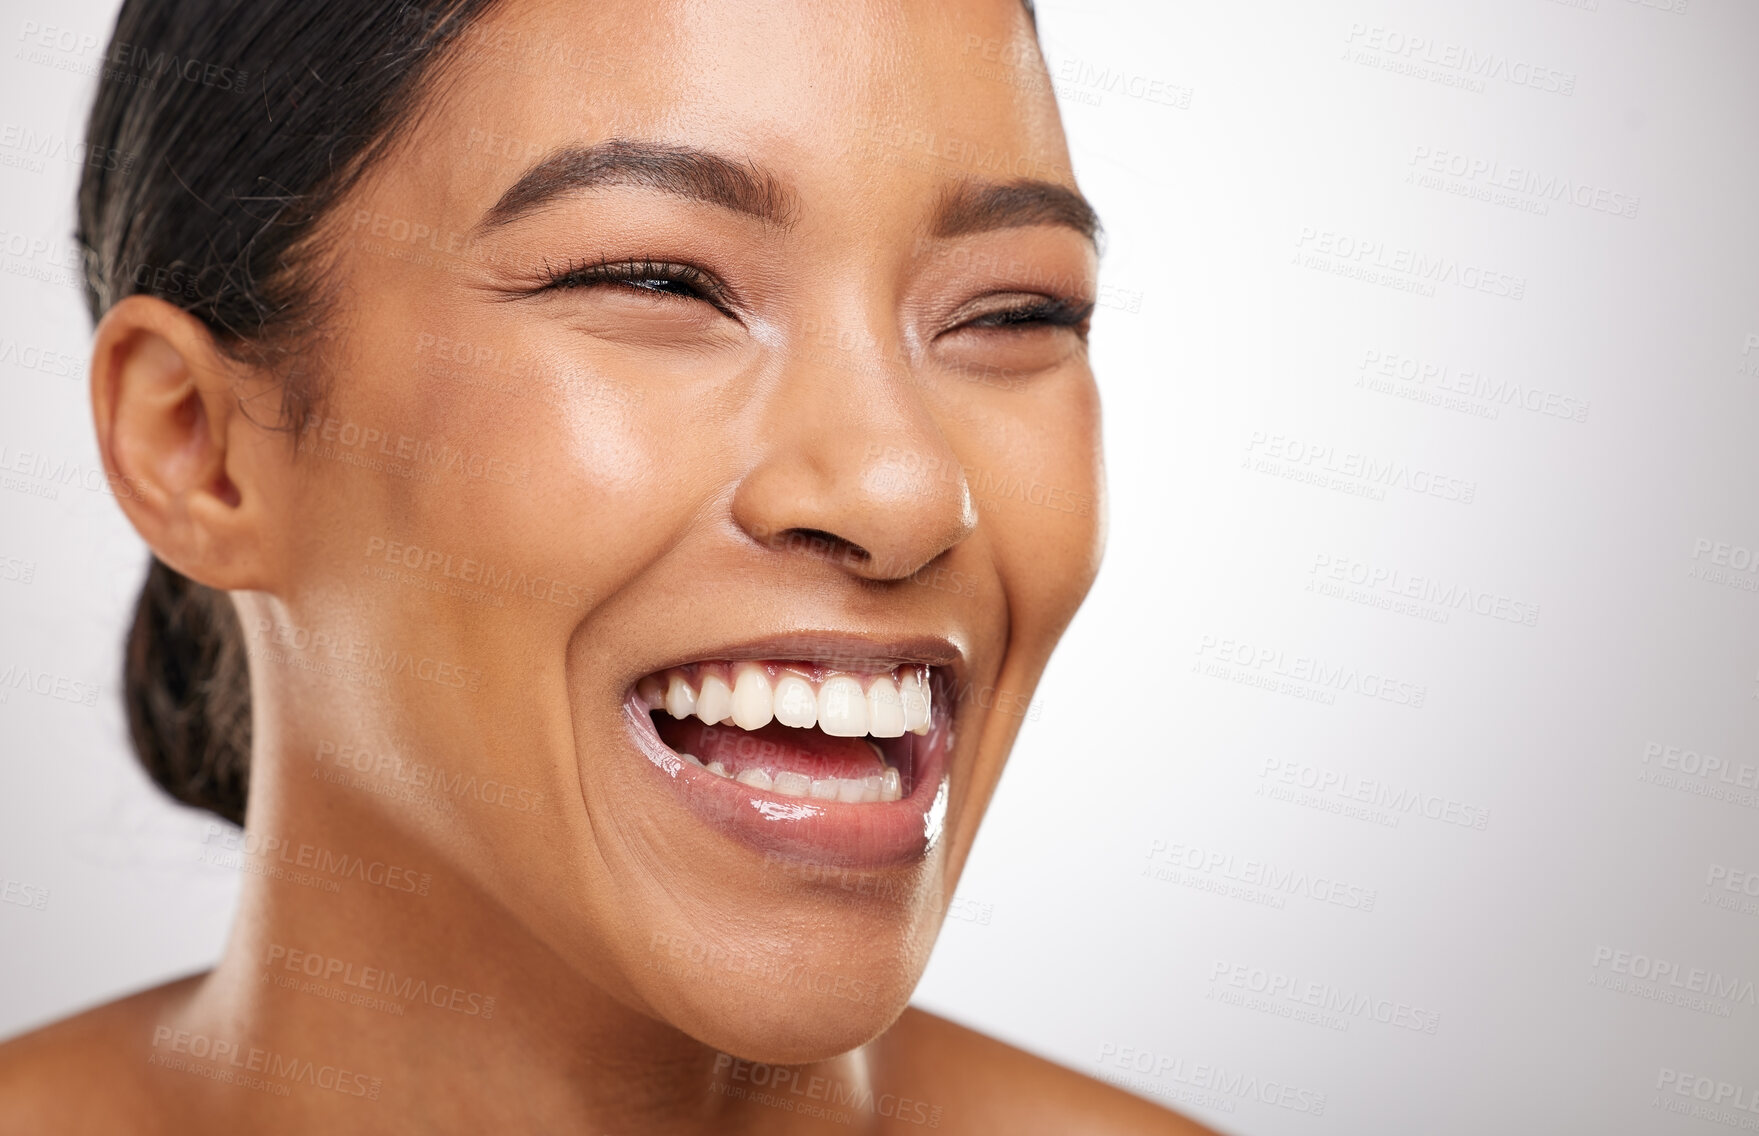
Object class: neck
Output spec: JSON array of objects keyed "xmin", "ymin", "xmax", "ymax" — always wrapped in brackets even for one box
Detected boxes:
[{"xmin": 162, "ymin": 728, "xmax": 873, "ymax": 1134}]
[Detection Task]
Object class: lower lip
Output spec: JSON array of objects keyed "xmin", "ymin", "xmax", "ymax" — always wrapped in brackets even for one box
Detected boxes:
[{"xmin": 621, "ymin": 682, "xmax": 953, "ymax": 869}]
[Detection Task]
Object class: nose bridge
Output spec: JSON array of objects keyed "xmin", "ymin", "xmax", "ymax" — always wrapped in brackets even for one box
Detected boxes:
[{"xmin": 729, "ymin": 303, "xmax": 975, "ymax": 581}]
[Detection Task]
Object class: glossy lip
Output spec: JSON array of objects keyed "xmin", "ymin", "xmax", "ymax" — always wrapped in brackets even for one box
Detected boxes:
[
  {"xmin": 620, "ymin": 634, "xmax": 963, "ymax": 869},
  {"xmin": 636, "ymin": 631, "xmax": 966, "ymax": 682}
]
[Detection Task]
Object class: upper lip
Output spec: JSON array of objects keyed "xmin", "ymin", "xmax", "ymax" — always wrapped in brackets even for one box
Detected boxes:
[{"xmin": 631, "ymin": 630, "xmax": 966, "ymax": 686}]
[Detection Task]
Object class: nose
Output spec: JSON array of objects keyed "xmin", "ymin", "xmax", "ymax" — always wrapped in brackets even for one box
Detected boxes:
[{"xmin": 730, "ymin": 325, "xmax": 976, "ymax": 583}]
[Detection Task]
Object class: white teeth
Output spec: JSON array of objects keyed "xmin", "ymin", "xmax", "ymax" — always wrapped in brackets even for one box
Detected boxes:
[
  {"xmin": 772, "ymin": 771, "xmax": 812, "ymax": 798},
  {"xmin": 648, "ymin": 663, "xmax": 935, "ymax": 737},
  {"xmin": 696, "ymin": 673, "xmax": 732, "ymax": 725},
  {"xmin": 865, "ymin": 676, "xmax": 906, "ymax": 737},
  {"xmin": 730, "ymin": 664, "xmax": 774, "ymax": 730},
  {"xmin": 665, "ymin": 674, "xmax": 697, "ymax": 720},
  {"xmin": 899, "ymin": 670, "xmax": 931, "ymax": 735},
  {"xmin": 647, "ymin": 661, "xmax": 934, "ymax": 796},
  {"xmin": 817, "ymin": 675, "xmax": 869, "ymax": 737},
  {"xmin": 773, "ymin": 673, "xmax": 818, "ymax": 729},
  {"xmin": 690, "ymin": 759, "xmax": 902, "ymax": 805}
]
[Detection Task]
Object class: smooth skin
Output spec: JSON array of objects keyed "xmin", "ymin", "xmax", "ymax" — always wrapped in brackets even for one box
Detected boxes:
[{"xmin": 0, "ymin": 1, "xmax": 1219, "ymax": 1132}]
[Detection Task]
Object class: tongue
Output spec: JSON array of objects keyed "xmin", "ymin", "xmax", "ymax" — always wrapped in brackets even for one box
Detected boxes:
[{"xmin": 654, "ymin": 717, "xmax": 886, "ymax": 781}]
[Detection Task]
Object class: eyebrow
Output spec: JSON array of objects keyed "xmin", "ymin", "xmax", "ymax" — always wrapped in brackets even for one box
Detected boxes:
[
  {"xmin": 477, "ymin": 138, "xmax": 799, "ymax": 231},
  {"xmin": 932, "ymin": 179, "xmax": 1101, "ymax": 246},
  {"xmin": 476, "ymin": 137, "xmax": 1101, "ymax": 246}
]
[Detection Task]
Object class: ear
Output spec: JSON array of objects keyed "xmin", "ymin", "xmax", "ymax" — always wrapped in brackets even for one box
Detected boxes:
[{"xmin": 90, "ymin": 295, "xmax": 275, "ymax": 592}]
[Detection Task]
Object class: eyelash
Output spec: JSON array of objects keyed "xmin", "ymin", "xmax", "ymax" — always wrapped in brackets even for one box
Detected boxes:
[
  {"xmin": 962, "ymin": 297, "xmax": 1095, "ymax": 332},
  {"xmin": 534, "ymin": 257, "xmax": 1092, "ymax": 335},
  {"xmin": 537, "ymin": 257, "xmax": 731, "ymax": 311}
]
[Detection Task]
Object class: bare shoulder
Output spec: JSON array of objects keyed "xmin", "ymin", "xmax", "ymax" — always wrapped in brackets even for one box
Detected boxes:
[
  {"xmin": 873, "ymin": 1008, "xmax": 1224, "ymax": 1135},
  {"xmin": 0, "ymin": 974, "xmax": 201, "ymax": 1135}
]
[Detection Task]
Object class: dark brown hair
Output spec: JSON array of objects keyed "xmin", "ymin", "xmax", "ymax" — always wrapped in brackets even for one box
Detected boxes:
[{"xmin": 79, "ymin": 0, "xmax": 505, "ymax": 824}]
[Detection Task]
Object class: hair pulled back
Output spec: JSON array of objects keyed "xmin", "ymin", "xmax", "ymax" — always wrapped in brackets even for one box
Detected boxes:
[{"xmin": 79, "ymin": 0, "xmax": 505, "ymax": 824}]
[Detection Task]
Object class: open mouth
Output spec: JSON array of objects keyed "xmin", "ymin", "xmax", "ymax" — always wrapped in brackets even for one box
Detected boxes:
[
  {"xmin": 622, "ymin": 656, "xmax": 955, "ymax": 866},
  {"xmin": 637, "ymin": 662, "xmax": 932, "ymax": 802}
]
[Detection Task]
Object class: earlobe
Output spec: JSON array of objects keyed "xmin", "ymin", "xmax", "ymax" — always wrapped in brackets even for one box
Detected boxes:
[{"xmin": 90, "ymin": 295, "xmax": 267, "ymax": 592}]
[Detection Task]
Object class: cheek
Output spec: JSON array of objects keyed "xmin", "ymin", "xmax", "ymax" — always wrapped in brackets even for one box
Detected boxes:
[
  {"xmin": 964, "ymin": 381, "xmax": 1105, "ymax": 635},
  {"xmin": 305, "ymin": 325, "xmax": 696, "ymax": 624},
  {"xmin": 444, "ymin": 363, "xmax": 691, "ymax": 607},
  {"xmin": 986, "ymin": 488, "xmax": 1102, "ymax": 650}
]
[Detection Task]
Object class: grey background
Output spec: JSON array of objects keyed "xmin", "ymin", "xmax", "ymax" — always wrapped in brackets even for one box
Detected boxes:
[{"xmin": 3, "ymin": 1, "xmax": 1757, "ymax": 1133}]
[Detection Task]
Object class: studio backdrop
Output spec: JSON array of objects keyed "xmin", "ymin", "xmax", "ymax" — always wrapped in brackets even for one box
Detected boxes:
[{"xmin": 2, "ymin": 1, "xmax": 1756, "ymax": 1133}]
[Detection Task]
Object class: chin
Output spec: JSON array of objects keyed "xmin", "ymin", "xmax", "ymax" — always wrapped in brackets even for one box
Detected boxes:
[
  {"xmin": 666, "ymin": 961, "xmax": 923, "ymax": 1066},
  {"xmin": 612, "ymin": 870, "xmax": 941, "ymax": 1064},
  {"xmin": 568, "ymin": 642, "xmax": 972, "ymax": 1061}
]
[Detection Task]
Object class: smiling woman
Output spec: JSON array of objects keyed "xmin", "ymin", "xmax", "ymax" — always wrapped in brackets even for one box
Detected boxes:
[{"xmin": 0, "ymin": 0, "xmax": 1211, "ymax": 1132}]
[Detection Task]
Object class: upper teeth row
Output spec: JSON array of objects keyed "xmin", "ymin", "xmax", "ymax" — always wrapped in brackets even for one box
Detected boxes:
[{"xmin": 638, "ymin": 663, "xmax": 932, "ymax": 737}]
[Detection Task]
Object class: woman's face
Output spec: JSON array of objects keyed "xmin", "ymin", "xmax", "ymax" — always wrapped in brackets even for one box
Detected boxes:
[{"xmin": 258, "ymin": 0, "xmax": 1102, "ymax": 1061}]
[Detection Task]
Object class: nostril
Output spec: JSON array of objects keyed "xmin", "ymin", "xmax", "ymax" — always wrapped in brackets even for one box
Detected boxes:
[{"xmin": 764, "ymin": 527, "xmax": 871, "ymax": 566}]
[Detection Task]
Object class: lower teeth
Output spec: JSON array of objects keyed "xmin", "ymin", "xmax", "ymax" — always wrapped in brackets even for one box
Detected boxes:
[{"xmin": 684, "ymin": 754, "xmax": 903, "ymax": 803}]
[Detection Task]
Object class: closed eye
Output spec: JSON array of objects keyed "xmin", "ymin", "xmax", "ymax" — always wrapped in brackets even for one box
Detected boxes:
[
  {"xmin": 961, "ymin": 296, "xmax": 1094, "ymax": 331},
  {"xmin": 534, "ymin": 256, "xmax": 736, "ymax": 317}
]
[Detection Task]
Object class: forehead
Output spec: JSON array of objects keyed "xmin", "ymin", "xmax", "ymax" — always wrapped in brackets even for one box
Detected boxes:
[{"xmin": 408, "ymin": 0, "xmax": 1074, "ymax": 218}]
